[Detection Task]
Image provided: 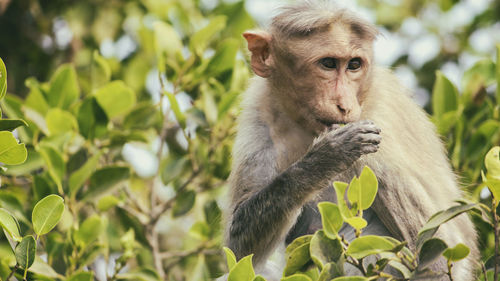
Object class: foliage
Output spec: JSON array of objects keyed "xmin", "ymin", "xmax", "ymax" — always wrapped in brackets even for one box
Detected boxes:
[
  {"xmin": 0, "ymin": 0, "xmax": 254, "ymax": 280},
  {"xmin": 0, "ymin": 0, "xmax": 498, "ymax": 280}
]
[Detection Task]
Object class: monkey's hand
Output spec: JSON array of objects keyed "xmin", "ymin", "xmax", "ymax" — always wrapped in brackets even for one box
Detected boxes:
[{"xmin": 305, "ymin": 120, "xmax": 381, "ymax": 175}]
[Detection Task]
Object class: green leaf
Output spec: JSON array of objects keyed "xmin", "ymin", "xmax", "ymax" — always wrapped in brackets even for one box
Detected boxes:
[
  {"xmin": 0, "ymin": 131, "xmax": 27, "ymax": 165},
  {"xmin": 442, "ymin": 243, "xmax": 470, "ymax": 262},
  {"xmin": 317, "ymin": 262, "xmax": 343, "ymax": 281},
  {"xmin": 223, "ymin": 247, "xmax": 237, "ymax": 270},
  {"xmin": 0, "ymin": 208, "xmax": 22, "ymax": 241},
  {"xmin": 432, "ymin": 71, "xmax": 459, "ymax": 118},
  {"xmin": 15, "ymin": 236, "xmax": 36, "ymax": 276},
  {"xmin": 286, "ymin": 235, "xmax": 313, "ymax": 257},
  {"xmin": 77, "ymin": 96, "xmax": 108, "ymax": 140},
  {"xmin": 69, "ymin": 151, "xmax": 102, "ymax": 196},
  {"xmin": 253, "ymin": 276, "xmax": 266, "ymax": 281},
  {"xmin": 83, "ymin": 166, "xmax": 130, "ymax": 200},
  {"xmin": 417, "ymin": 204, "xmax": 477, "ymax": 236},
  {"xmin": 284, "ymin": 241, "xmax": 311, "ymax": 276},
  {"xmin": 74, "ymin": 215, "xmax": 103, "ymax": 246},
  {"xmin": 172, "ymin": 190, "xmax": 196, "ymax": 217},
  {"xmin": 281, "ymin": 274, "xmax": 312, "ymax": 281},
  {"xmin": 91, "ymin": 50, "xmax": 111, "ymax": 89},
  {"xmin": 94, "ymin": 81, "xmax": 136, "ymax": 118},
  {"xmin": 37, "ymin": 144, "xmax": 65, "ymax": 188},
  {"xmin": 67, "ymin": 271, "xmax": 94, "ymax": 281},
  {"xmin": 485, "ymin": 146, "xmax": 500, "ymax": 180},
  {"xmin": 310, "ymin": 230, "xmax": 343, "ymax": 269},
  {"xmin": 318, "ymin": 202, "xmax": 343, "ymax": 239},
  {"xmin": 48, "ymin": 64, "xmax": 80, "ymax": 109},
  {"xmin": 228, "ymin": 255, "xmax": 255, "ymax": 281},
  {"xmin": 154, "ymin": 21, "xmax": 183, "ymax": 60},
  {"xmin": 206, "ymin": 38, "xmax": 239, "ymax": 75},
  {"xmin": 165, "ymin": 91, "xmax": 186, "ymax": 128},
  {"xmin": 161, "ymin": 156, "xmax": 189, "ymax": 184},
  {"xmin": 345, "ymin": 236, "xmax": 394, "ymax": 259},
  {"xmin": 0, "ymin": 119, "xmax": 28, "ymax": 131},
  {"xmin": 97, "ymin": 195, "xmax": 121, "ymax": 212},
  {"xmin": 358, "ymin": 166, "xmax": 378, "ymax": 210},
  {"xmin": 32, "ymin": 194, "xmax": 64, "ymax": 236},
  {"xmin": 331, "ymin": 277, "xmax": 368, "ymax": 281},
  {"xmin": 190, "ymin": 16, "xmax": 227, "ymax": 56},
  {"xmin": 189, "ymin": 221, "xmax": 210, "ymax": 240},
  {"xmin": 25, "ymin": 78, "xmax": 49, "ymax": 115},
  {"xmin": 418, "ymin": 238, "xmax": 448, "ymax": 269},
  {"xmin": 46, "ymin": 108, "xmax": 78, "ymax": 135},
  {"xmin": 344, "ymin": 217, "xmax": 367, "ymax": 230},
  {"xmin": 200, "ymin": 83, "xmax": 218, "ymax": 124},
  {"xmin": 0, "ymin": 57, "xmax": 7, "ymax": 100},
  {"xmin": 333, "ymin": 182, "xmax": 353, "ymax": 219}
]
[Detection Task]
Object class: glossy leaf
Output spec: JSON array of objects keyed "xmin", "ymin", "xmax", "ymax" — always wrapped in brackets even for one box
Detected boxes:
[
  {"xmin": 15, "ymin": 235, "xmax": 36, "ymax": 270},
  {"xmin": 418, "ymin": 238, "xmax": 448, "ymax": 269},
  {"xmin": 67, "ymin": 271, "xmax": 94, "ymax": 281},
  {"xmin": 48, "ymin": 64, "xmax": 80, "ymax": 109},
  {"xmin": 154, "ymin": 21, "xmax": 182, "ymax": 60},
  {"xmin": 345, "ymin": 235, "xmax": 394, "ymax": 259},
  {"xmin": 172, "ymin": 190, "xmax": 196, "ymax": 217},
  {"xmin": 497, "ymin": 44, "xmax": 500, "ymax": 101},
  {"xmin": 165, "ymin": 91, "xmax": 186, "ymax": 128},
  {"xmin": 228, "ymin": 255, "xmax": 255, "ymax": 281},
  {"xmin": 281, "ymin": 274, "xmax": 312, "ymax": 281},
  {"xmin": 223, "ymin": 247, "xmax": 237, "ymax": 270},
  {"xmin": 94, "ymin": 81, "xmax": 136, "ymax": 118},
  {"xmin": 317, "ymin": 262, "xmax": 343, "ymax": 281},
  {"xmin": 485, "ymin": 146, "xmax": 500, "ymax": 180},
  {"xmin": 310, "ymin": 230, "xmax": 343, "ymax": 269},
  {"xmin": 253, "ymin": 276, "xmax": 266, "ymax": 281},
  {"xmin": 0, "ymin": 119, "xmax": 28, "ymax": 131},
  {"xmin": 46, "ymin": 108, "xmax": 78, "ymax": 135},
  {"xmin": 37, "ymin": 144, "xmax": 65, "ymax": 188},
  {"xmin": 83, "ymin": 166, "xmax": 130, "ymax": 200},
  {"xmin": 0, "ymin": 208, "xmax": 22, "ymax": 241},
  {"xmin": 190, "ymin": 16, "xmax": 227, "ymax": 55},
  {"xmin": 331, "ymin": 277, "xmax": 368, "ymax": 281},
  {"xmin": 417, "ymin": 204, "xmax": 477, "ymax": 236},
  {"xmin": 0, "ymin": 57, "xmax": 6, "ymax": 100},
  {"xmin": 32, "ymin": 194, "xmax": 65, "ymax": 236},
  {"xmin": 0, "ymin": 131, "xmax": 27, "ymax": 165},
  {"xmin": 442, "ymin": 243, "xmax": 470, "ymax": 262},
  {"xmin": 432, "ymin": 71, "xmax": 459, "ymax": 118},
  {"xmin": 97, "ymin": 195, "xmax": 121, "ymax": 212},
  {"xmin": 283, "ymin": 241, "xmax": 311, "ymax": 276},
  {"xmin": 318, "ymin": 202, "xmax": 343, "ymax": 239},
  {"xmin": 91, "ymin": 50, "xmax": 111, "ymax": 89},
  {"xmin": 332, "ymin": 181, "xmax": 353, "ymax": 219},
  {"xmin": 206, "ymin": 38, "xmax": 239, "ymax": 75},
  {"xmin": 69, "ymin": 151, "xmax": 102, "ymax": 196},
  {"xmin": 344, "ymin": 217, "xmax": 368, "ymax": 231},
  {"xmin": 74, "ymin": 215, "xmax": 103, "ymax": 246}
]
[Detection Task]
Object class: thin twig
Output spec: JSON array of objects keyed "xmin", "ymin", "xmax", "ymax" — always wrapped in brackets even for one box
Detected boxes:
[
  {"xmin": 6, "ymin": 264, "xmax": 18, "ymax": 281},
  {"xmin": 481, "ymin": 262, "xmax": 489, "ymax": 281},
  {"xmin": 447, "ymin": 262, "xmax": 454, "ymax": 281}
]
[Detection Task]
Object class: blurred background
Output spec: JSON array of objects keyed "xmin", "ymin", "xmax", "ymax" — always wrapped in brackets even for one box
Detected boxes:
[{"xmin": 0, "ymin": 0, "xmax": 499, "ymax": 280}]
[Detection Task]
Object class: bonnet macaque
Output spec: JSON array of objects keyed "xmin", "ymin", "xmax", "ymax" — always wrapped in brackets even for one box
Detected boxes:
[{"xmin": 225, "ymin": 1, "xmax": 478, "ymax": 280}]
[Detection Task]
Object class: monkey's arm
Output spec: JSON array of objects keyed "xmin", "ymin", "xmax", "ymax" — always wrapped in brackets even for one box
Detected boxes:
[{"xmin": 227, "ymin": 121, "xmax": 381, "ymax": 265}]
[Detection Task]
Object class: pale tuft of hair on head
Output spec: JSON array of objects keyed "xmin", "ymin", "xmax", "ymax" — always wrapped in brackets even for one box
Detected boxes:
[{"xmin": 270, "ymin": 0, "xmax": 379, "ymax": 41}]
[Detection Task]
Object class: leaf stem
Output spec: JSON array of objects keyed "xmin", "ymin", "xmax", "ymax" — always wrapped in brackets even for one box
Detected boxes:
[
  {"xmin": 447, "ymin": 262, "xmax": 453, "ymax": 281},
  {"xmin": 6, "ymin": 264, "xmax": 18, "ymax": 281}
]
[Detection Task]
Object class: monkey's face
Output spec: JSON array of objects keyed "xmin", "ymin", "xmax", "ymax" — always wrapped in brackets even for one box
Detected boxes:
[{"xmin": 270, "ymin": 24, "xmax": 373, "ymax": 134}]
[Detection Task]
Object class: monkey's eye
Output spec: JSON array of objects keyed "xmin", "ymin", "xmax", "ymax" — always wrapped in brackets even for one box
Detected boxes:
[
  {"xmin": 319, "ymin": 57, "xmax": 337, "ymax": 69},
  {"xmin": 347, "ymin": 58, "xmax": 362, "ymax": 70}
]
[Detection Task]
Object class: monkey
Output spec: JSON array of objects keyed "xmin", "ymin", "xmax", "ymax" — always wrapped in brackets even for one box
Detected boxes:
[{"xmin": 224, "ymin": 1, "xmax": 478, "ymax": 280}]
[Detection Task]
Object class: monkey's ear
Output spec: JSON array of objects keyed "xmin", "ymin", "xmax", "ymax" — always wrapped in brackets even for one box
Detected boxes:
[{"xmin": 243, "ymin": 31, "xmax": 273, "ymax": 78}]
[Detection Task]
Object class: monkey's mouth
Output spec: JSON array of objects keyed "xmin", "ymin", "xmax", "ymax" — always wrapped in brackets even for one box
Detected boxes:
[{"xmin": 317, "ymin": 119, "xmax": 345, "ymax": 128}]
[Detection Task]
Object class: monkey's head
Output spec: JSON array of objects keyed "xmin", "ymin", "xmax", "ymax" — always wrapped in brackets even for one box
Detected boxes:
[{"xmin": 243, "ymin": 3, "xmax": 378, "ymax": 134}]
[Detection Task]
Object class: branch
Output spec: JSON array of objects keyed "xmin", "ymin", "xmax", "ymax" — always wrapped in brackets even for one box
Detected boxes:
[{"xmin": 493, "ymin": 198, "xmax": 499, "ymax": 281}]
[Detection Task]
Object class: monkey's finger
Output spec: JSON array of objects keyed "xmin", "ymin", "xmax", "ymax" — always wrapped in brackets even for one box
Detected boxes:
[
  {"xmin": 355, "ymin": 133, "xmax": 381, "ymax": 144},
  {"xmin": 360, "ymin": 144, "xmax": 379, "ymax": 154}
]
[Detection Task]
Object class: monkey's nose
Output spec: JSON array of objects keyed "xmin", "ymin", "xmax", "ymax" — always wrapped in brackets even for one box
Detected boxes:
[{"xmin": 337, "ymin": 104, "xmax": 349, "ymax": 115}]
